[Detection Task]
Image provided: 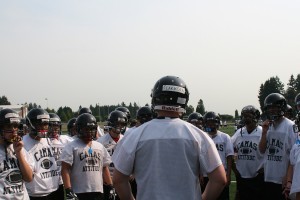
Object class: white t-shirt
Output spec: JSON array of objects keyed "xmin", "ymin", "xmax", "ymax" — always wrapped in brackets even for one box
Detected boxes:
[
  {"xmin": 210, "ymin": 131, "xmax": 234, "ymax": 171},
  {"xmin": 0, "ymin": 145, "xmax": 34, "ymax": 200},
  {"xmin": 112, "ymin": 118, "xmax": 222, "ymax": 200},
  {"xmin": 290, "ymin": 155, "xmax": 300, "ymax": 200},
  {"xmin": 59, "ymin": 138, "xmax": 111, "ymax": 194},
  {"xmin": 97, "ymin": 133, "xmax": 123, "ymax": 177},
  {"xmin": 23, "ymin": 135, "xmax": 60, "ymax": 197},
  {"xmin": 48, "ymin": 135, "xmax": 73, "ymax": 185},
  {"xmin": 231, "ymin": 126, "xmax": 264, "ymax": 178},
  {"xmin": 264, "ymin": 118, "xmax": 296, "ymax": 184}
]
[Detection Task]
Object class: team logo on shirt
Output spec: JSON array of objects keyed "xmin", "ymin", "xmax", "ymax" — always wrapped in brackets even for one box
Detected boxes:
[
  {"xmin": 5, "ymin": 170, "xmax": 23, "ymax": 184},
  {"xmin": 41, "ymin": 159, "xmax": 53, "ymax": 169},
  {"xmin": 86, "ymin": 157, "xmax": 97, "ymax": 166},
  {"xmin": 240, "ymin": 147, "xmax": 253, "ymax": 155},
  {"xmin": 267, "ymin": 138, "xmax": 283, "ymax": 161}
]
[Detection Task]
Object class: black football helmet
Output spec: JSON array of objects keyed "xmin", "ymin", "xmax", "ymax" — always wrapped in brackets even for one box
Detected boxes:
[
  {"xmin": 203, "ymin": 111, "xmax": 220, "ymax": 133},
  {"xmin": 295, "ymin": 111, "xmax": 300, "ymax": 127},
  {"xmin": 263, "ymin": 93, "xmax": 287, "ymax": 121},
  {"xmin": 284, "ymin": 104, "xmax": 294, "ymax": 120},
  {"xmin": 48, "ymin": 113, "xmax": 62, "ymax": 139},
  {"xmin": 115, "ymin": 107, "xmax": 131, "ymax": 121},
  {"xmin": 18, "ymin": 118, "xmax": 28, "ymax": 137},
  {"xmin": 295, "ymin": 93, "xmax": 300, "ymax": 105},
  {"xmin": 26, "ymin": 108, "xmax": 50, "ymax": 138},
  {"xmin": 67, "ymin": 117, "xmax": 77, "ymax": 136},
  {"xmin": 136, "ymin": 106, "xmax": 153, "ymax": 124},
  {"xmin": 78, "ymin": 107, "xmax": 92, "ymax": 115},
  {"xmin": 187, "ymin": 112, "xmax": 203, "ymax": 129},
  {"xmin": 151, "ymin": 75, "xmax": 189, "ymax": 113},
  {"xmin": 241, "ymin": 105, "xmax": 260, "ymax": 125},
  {"xmin": 76, "ymin": 113, "xmax": 97, "ymax": 141},
  {"xmin": 107, "ymin": 110, "xmax": 128, "ymax": 134},
  {"xmin": 0, "ymin": 108, "xmax": 21, "ymax": 143}
]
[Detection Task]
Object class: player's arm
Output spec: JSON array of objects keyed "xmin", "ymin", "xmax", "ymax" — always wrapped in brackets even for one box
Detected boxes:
[
  {"xmin": 61, "ymin": 161, "xmax": 72, "ymax": 189},
  {"xmin": 14, "ymin": 141, "xmax": 33, "ymax": 182},
  {"xmin": 226, "ymin": 155, "xmax": 233, "ymax": 185},
  {"xmin": 103, "ymin": 165, "xmax": 113, "ymax": 185},
  {"xmin": 113, "ymin": 169, "xmax": 135, "ymax": 200},
  {"xmin": 297, "ymin": 192, "xmax": 300, "ymax": 200},
  {"xmin": 202, "ymin": 165, "xmax": 227, "ymax": 200},
  {"xmin": 259, "ymin": 120, "xmax": 269, "ymax": 154}
]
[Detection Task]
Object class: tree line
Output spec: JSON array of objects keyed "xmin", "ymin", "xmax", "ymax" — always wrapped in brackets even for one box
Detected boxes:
[{"xmin": 1, "ymin": 73, "xmax": 300, "ymax": 122}]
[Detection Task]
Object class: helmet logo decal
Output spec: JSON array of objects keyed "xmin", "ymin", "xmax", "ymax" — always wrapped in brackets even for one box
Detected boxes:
[
  {"xmin": 5, "ymin": 113, "xmax": 19, "ymax": 119},
  {"xmin": 37, "ymin": 114, "xmax": 50, "ymax": 119},
  {"xmin": 162, "ymin": 85, "xmax": 185, "ymax": 94}
]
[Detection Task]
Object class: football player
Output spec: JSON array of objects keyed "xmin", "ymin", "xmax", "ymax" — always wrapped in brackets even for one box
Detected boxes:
[
  {"xmin": 202, "ymin": 111, "xmax": 234, "ymax": 200},
  {"xmin": 60, "ymin": 113, "xmax": 112, "ymax": 200},
  {"xmin": 112, "ymin": 75, "xmax": 226, "ymax": 200},
  {"xmin": 47, "ymin": 113, "xmax": 73, "ymax": 199},
  {"xmin": 23, "ymin": 108, "xmax": 61, "ymax": 199},
  {"xmin": 231, "ymin": 105, "xmax": 265, "ymax": 200},
  {"xmin": 97, "ymin": 110, "xmax": 128, "ymax": 200},
  {"xmin": 187, "ymin": 112, "xmax": 203, "ymax": 130},
  {"xmin": 259, "ymin": 93, "xmax": 296, "ymax": 200},
  {"xmin": 0, "ymin": 108, "xmax": 34, "ymax": 200}
]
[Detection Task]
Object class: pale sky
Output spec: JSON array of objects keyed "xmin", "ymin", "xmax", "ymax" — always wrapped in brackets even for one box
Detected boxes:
[{"xmin": 1, "ymin": 0, "xmax": 300, "ymax": 116}]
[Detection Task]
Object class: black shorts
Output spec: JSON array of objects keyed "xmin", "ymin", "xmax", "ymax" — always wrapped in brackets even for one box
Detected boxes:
[{"xmin": 76, "ymin": 192, "xmax": 103, "ymax": 200}]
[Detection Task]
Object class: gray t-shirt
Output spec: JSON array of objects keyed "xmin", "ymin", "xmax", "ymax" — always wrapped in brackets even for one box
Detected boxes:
[
  {"xmin": 0, "ymin": 145, "xmax": 34, "ymax": 200},
  {"xmin": 112, "ymin": 118, "xmax": 222, "ymax": 200},
  {"xmin": 59, "ymin": 138, "xmax": 111, "ymax": 194}
]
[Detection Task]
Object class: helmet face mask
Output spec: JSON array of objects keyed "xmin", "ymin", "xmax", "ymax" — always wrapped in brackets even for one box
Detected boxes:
[
  {"xmin": 26, "ymin": 108, "xmax": 50, "ymax": 139},
  {"xmin": 0, "ymin": 109, "xmax": 21, "ymax": 143},
  {"xmin": 264, "ymin": 93, "xmax": 286, "ymax": 121},
  {"xmin": 67, "ymin": 118, "xmax": 77, "ymax": 136},
  {"xmin": 203, "ymin": 112, "xmax": 220, "ymax": 133},
  {"xmin": 76, "ymin": 113, "xmax": 97, "ymax": 142},
  {"xmin": 187, "ymin": 112, "xmax": 203, "ymax": 129},
  {"xmin": 48, "ymin": 113, "xmax": 62, "ymax": 139},
  {"xmin": 107, "ymin": 111, "xmax": 128, "ymax": 134},
  {"xmin": 241, "ymin": 105, "xmax": 260, "ymax": 125}
]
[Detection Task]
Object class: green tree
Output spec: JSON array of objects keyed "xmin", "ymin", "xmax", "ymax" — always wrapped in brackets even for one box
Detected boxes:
[
  {"xmin": 196, "ymin": 99, "xmax": 205, "ymax": 115},
  {"xmin": 0, "ymin": 96, "xmax": 11, "ymax": 105},
  {"xmin": 258, "ymin": 76, "xmax": 284, "ymax": 111},
  {"xmin": 234, "ymin": 109, "xmax": 239, "ymax": 119},
  {"xmin": 185, "ymin": 105, "xmax": 194, "ymax": 116}
]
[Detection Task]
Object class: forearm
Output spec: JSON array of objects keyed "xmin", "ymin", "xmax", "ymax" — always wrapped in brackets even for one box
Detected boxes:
[
  {"xmin": 16, "ymin": 151, "xmax": 33, "ymax": 182},
  {"xmin": 202, "ymin": 165, "xmax": 226, "ymax": 200},
  {"xmin": 61, "ymin": 162, "xmax": 72, "ymax": 189},
  {"xmin": 113, "ymin": 169, "xmax": 135, "ymax": 200},
  {"xmin": 259, "ymin": 133, "xmax": 267, "ymax": 154},
  {"xmin": 226, "ymin": 156, "xmax": 233, "ymax": 184},
  {"xmin": 103, "ymin": 166, "xmax": 113, "ymax": 185}
]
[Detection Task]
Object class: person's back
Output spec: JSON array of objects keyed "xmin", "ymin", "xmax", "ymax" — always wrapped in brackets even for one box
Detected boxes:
[{"xmin": 112, "ymin": 75, "xmax": 226, "ymax": 200}]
